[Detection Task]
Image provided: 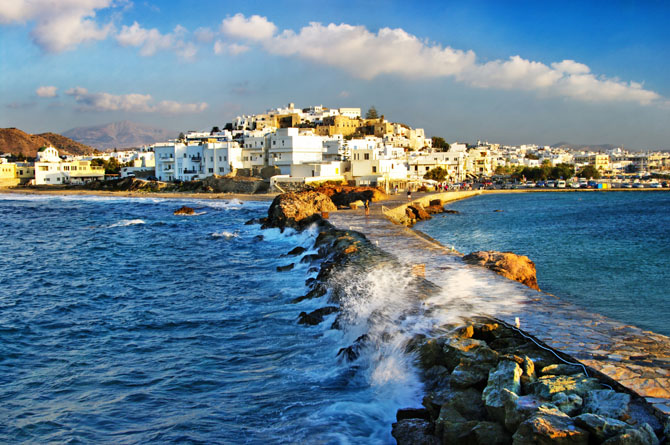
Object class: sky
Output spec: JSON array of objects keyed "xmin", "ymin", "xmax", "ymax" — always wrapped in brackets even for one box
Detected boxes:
[{"xmin": 1, "ymin": 0, "xmax": 669, "ymax": 150}]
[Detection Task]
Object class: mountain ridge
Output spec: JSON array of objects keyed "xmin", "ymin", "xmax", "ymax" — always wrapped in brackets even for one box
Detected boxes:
[
  {"xmin": 0, "ymin": 128, "xmax": 94, "ymax": 157},
  {"xmin": 63, "ymin": 121, "xmax": 175, "ymax": 150}
]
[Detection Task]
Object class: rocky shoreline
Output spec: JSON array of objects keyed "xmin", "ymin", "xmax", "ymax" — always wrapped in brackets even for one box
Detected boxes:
[{"xmin": 259, "ymin": 190, "xmax": 668, "ymax": 444}]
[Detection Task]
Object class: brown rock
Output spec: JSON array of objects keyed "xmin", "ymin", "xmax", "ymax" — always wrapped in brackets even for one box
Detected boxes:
[
  {"xmin": 391, "ymin": 419, "xmax": 440, "ymax": 445},
  {"xmin": 174, "ymin": 205, "xmax": 195, "ymax": 215},
  {"xmin": 264, "ymin": 191, "xmax": 337, "ymax": 230},
  {"xmin": 512, "ymin": 406, "xmax": 589, "ymax": 445},
  {"xmin": 314, "ymin": 185, "xmax": 387, "ymax": 206},
  {"xmin": 463, "ymin": 251, "xmax": 540, "ymax": 290}
]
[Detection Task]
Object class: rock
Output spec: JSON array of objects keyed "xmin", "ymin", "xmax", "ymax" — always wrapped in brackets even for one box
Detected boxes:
[
  {"xmin": 552, "ymin": 393, "xmax": 583, "ymax": 416},
  {"xmin": 173, "ymin": 205, "xmax": 195, "ymax": 215},
  {"xmin": 336, "ymin": 334, "xmax": 368, "ymax": 361},
  {"xmin": 453, "ymin": 324, "xmax": 475, "ymax": 339},
  {"xmin": 583, "ymin": 390, "xmax": 631, "ymax": 421},
  {"xmin": 429, "ymin": 199, "xmax": 443, "ymax": 207},
  {"xmin": 520, "ymin": 355, "xmax": 536, "ymax": 387},
  {"xmin": 601, "ymin": 424, "xmax": 659, "ymax": 445},
  {"xmin": 461, "ymin": 421, "xmax": 512, "ymax": 445},
  {"xmin": 291, "ymin": 283, "xmax": 327, "ymax": 303},
  {"xmin": 512, "ymin": 406, "xmax": 589, "ymax": 445},
  {"xmin": 463, "ymin": 251, "xmax": 540, "ymax": 291},
  {"xmin": 263, "ymin": 191, "xmax": 337, "ymax": 230},
  {"xmin": 573, "ymin": 413, "xmax": 630, "ymax": 442},
  {"xmin": 444, "ymin": 209, "xmax": 460, "ymax": 214},
  {"xmin": 300, "ymin": 254, "xmax": 322, "ymax": 264},
  {"xmin": 396, "ymin": 407, "xmax": 431, "ymax": 422},
  {"xmin": 407, "ymin": 204, "xmax": 432, "ymax": 221},
  {"xmin": 391, "ymin": 418, "xmax": 440, "ymax": 445},
  {"xmin": 435, "ymin": 406, "xmax": 479, "ymax": 443},
  {"xmin": 482, "ymin": 360, "xmax": 523, "ymax": 423},
  {"xmin": 530, "ymin": 374, "xmax": 601, "ymax": 399},
  {"xmin": 430, "ymin": 386, "xmax": 486, "ymax": 421},
  {"xmin": 424, "ymin": 205, "xmax": 445, "ymax": 215},
  {"xmin": 541, "ymin": 364, "xmax": 584, "ymax": 376},
  {"xmin": 418, "ymin": 338, "xmax": 447, "ymax": 369},
  {"xmin": 349, "ymin": 199, "xmax": 364, "ymax": 209},
  {"xmin": 443, "ymin": 337, "xmax": 499, "ymax": 371},
  {"xmin": 472, "ymin": 320, "xmax": 503, "ymax": 342},
  {"xmin": 276, "ymin": 263, "xmax": 294, "ymax": 272},
  {"xmin": 503, "ymin": 391, "xmax": 555, "ymax": 432},
  {"xmin": 297, "ymin": 306, "xmax": 338, "ymax": 325},
  {"xmin": 285, "ymin": 246, "xmax": 306, "ymax": 256},
  {"xmin": 314, "ymin": 185, "xmax": 387, "ymax": 207}
]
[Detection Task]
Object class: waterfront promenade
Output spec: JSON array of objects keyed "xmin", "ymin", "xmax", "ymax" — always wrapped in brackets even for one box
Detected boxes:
[{"xmin": 329, "ymin": 190, "xmax": 670, "ymax": 420}]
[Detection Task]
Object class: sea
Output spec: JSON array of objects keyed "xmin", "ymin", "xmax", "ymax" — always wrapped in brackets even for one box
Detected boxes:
[
  {"xmin": 1, "ymin": 191, "xmax": 667, "ymax": 444},
  {"xmin": 416, "ymin": 191, "xmax": 670, "ymax": 337}
]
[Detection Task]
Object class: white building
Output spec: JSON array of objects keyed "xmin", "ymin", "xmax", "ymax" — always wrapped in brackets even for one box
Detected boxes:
[
  {"xmin": 34, "ymin": 146, "xmax": 105, "ymax": 185},
  {"xmin": 154, "ymin": 142, "xmax": 242, "ymax": 182},
  {"xmin": 267, "ymin": 128, "xmax": 325, "ymax": 175},
  {"xmin": 351, "ymin": 148, "xmax": 408, "ymax": 187},
  {"xmin": 408, "ymin": 151, "xmax": 466, "ymax": 182}
]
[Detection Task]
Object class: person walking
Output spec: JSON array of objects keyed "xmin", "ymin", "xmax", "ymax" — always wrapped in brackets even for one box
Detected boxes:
[{"xmin": 364, "ymin": 199, "xmax": 370, "ymax": 216}]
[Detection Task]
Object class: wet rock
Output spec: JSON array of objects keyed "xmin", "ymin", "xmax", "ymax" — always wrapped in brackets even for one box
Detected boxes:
[
  {"xmin": 461, "ymin": 421, "xmax": 512, "ymax": 445},
  {"xmin": 391, "ymin": 418, "xmax": 439, "ymax": 445},
  {"xmin": 253, "ymin": 234, "xmax": 264, "ymax": 242},
  {"xmin": 503, "ymin": 391, "xmax": 554, "ymax": 432},
  {"xmin": 453, "ymin": 324, "xmax": 475, "ymax": 339},
  {"xmin": 482, "ymin": 360, "xmax": 523, "ymax": 423},
  {"xmin": 396, "ymin": 407, "xmax": 431, "ymax": 422},
  {"xmin": 443, "ymin": 337, "xmax": 499, "ymax": 371},
  {"xmin": 297, "ymin": 306, "xmax": 338, "ymax": 325},
  {"xmin": 512, "ymin": 405, "xmax": 589, "ymax": 445},
  {"xmin": 418, "ymin": 338, "xmax": 447, "ymax": 369},
  {"xmin": 541, "ymin": 364, "xmax": 584, "ymax": 376},
  {"xmin": 552, "ymin": 393, "xmax": 583, "ymax": 416},
  {"xmin": 407, "ymin": 204, "xmax": 432, "ymax": 221},
  {"xmin": 300, "ymin": 254, "xmax": 322, "ymax": 264},
  {"xmin": 336, "ymin": 334, "xmax": 368, "ymax": 361},
  {"xmin": 520, "ymin": 355, "xmax": 537, "ymax": 387},
  {"xmin": 573, "ymin": 413, "xmax": 630, "ymax": 442},
  {"xmin": 444, "ymin": 209, "xmax": 460, "ymax": 214},
  {"xmin": 451, "ymin": 358, "xmax": 494, "ymax": 388},
  {"xmin": 462, "ymin": 250, "xmax": 540, "ymax": 290},
  {"xmin": 472, "ymin": 320, "xmax": 503, "ymax": 342},
  {"xmin": 530, "ymin": 374, "xmax": 601, "ymax": 399},
  {"xmin": 276, "ymin": 263, "xmax": 294, "ymax": 272},
  {"xmin": 173, "ymin": 205, "xmax": 195, "ymax": 215},
  {"xmin": 429, "ymin": 199, "xmax": 443, "ymax": 207},
  {"xmin": 263, "ymin": 191, "xmax": 337, "ymax": 230},
  {"xmin": 424, "ymin": 205, "xmax": 445, "ymax": 215},
  {"xmin": 285, "ymin": 246, "xmax": 306, "ymax": 256},
  {"xmin": 435, "ymin": 406, "xmax": 479, "ymax": 443},
  {"xmin": 601, "ymin": 423, "xmax": 659, "ymax": 445},
  {"xmin": 583, "ymin": 390, "xmax": 630, "ymax": 421},
  {"xmin": 428, "ymin": 386, "xmax": 486, "ymax": 421}
]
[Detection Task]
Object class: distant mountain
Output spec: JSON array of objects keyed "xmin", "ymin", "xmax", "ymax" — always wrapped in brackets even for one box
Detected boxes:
[
  {"xmin": 551, "ymin": 142, "xmax": 619, "ymax": 152},
  {"xmin": 63, "ymin": 121, "xmax": 175, "ymax": 150},
  {"xmin": 0, "ymin": 128, "xmax": 94, "ymax": 157}
]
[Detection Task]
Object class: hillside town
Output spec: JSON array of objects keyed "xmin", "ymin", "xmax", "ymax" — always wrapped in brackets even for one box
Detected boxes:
[{"xmin": 2, "ymin": 103, "xmax": 670, "ymax": 190}]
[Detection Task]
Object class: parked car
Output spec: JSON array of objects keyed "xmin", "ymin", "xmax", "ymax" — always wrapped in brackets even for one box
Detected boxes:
[{"xmin": 632, "ymin": 183, "xmax": 645, "ymax": 188}]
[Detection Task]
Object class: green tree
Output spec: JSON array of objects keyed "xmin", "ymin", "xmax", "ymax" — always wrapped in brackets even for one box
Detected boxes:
[
  {"xmin": 211, "ymin": 126, "xmax": 220, "ymax": 134},
  {"xmin": 550, "ymin": 163, "xmax": 575, "ymax": 180},
  {"xmin": 578, "ymin": 165, "xmax": 601, "ymax": 179},
  {"xmin": 424, "ymin": 166, "xmax": 448, "ymax": 182},
  {"xmin": 365, "ymin": 106, "xmax": 379, "ymax": 119},
  {"xmin": 178, "ymin": 132, "xmax": 186, "ymax": 141},
  {"xmin": 525, "ymin": 153, "xmax": 539, "ymax": 160},
  {"xmin": 432, "ymin": 136, "xmax": 450, "ymax": 151},
  {"xmin": 91, "ymin": 157, "xmax": 121, "ymax": 175}
]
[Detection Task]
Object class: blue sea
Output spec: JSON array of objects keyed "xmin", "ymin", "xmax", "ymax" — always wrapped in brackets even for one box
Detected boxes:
[
  {"xmin": 416, "ymin": 191, "xmax": 670, "ymax": 337},
  {"xmin": 0, "ymin": 194, "xmax": 430, "ymax": 444}
]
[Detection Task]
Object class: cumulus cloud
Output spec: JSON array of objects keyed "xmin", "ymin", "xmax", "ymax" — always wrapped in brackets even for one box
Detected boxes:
[
  {"xmin": 116, "ymin": 21, "xmax": 196, "ymax": 59},
  {"xmin": 193, "ymin": 26, "xmax": 215, "ymax": 43},
  {"xmin": 64, "ymin": 87, "xmax": 207, "ymax": 113},
  {"xmin": 0, "ymin": 0, "xmax": 115, "ymax": 52},
  {"xmin": 220, "ymin": 13, "xmax": 276, "ymax": 41},
  {"xmin": 36, "ymin": 85, "xmax": 58, "ymax": 97},
  {"xmin": 213, "ymin": 40, "xmax": 249, "ymax": 56},
  {"xmin": 220, "ymin": 14, "xmax": 663, "ymax": 106}
]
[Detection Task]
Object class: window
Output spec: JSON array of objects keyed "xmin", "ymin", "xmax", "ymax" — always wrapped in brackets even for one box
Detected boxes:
[
  {"xmin": 184, "ymin": 154, "xmax": 187, "ymax": 158},
  {"xmin": 219, "ymin": 167, "xmax": 225, "ymax": 172},
  {"xmin": 372, "ymin": 166, "xmax": 377, "ymax": 173},
  {"xmin": 224, "ymin": 156, "xmax": 227, "ymax": 161},
  {"xmin": 219, "ymin": 156, "xmax": 222, "ymax": 161},
  {"xmin": 364, "ymin": 153, "xmax": 370, "ymax": 160},
  {"xmin": 209, "ymin": 168, "xmax": 213, "ymax": 173},
  {"xmin": 210, "ymin": 157, "xmax": 213, "ymax": 162}
]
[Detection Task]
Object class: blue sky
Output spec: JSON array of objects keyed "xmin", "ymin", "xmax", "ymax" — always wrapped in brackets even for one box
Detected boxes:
[{"xmin": 1, "ymin": 0, "xmax": 669, "ymax": 149}]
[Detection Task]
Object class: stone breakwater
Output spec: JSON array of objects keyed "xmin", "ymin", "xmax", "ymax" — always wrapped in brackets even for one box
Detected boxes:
[
  {"xmin": 395, "ymin": 318, "xmax": 667, "ymax": 444},
  {"xmin": 259, "ymin": 190, "xmax": 669, "ymax": 444}
]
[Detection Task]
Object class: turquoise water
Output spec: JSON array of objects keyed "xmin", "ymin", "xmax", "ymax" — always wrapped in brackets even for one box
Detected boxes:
[
  {"xmin": 0, "ymin": 194, "xmax": 424, "ymax": 444},
  {"xmin": 416, "ymin": 191, "xmax": 670, "ymax": 336}
]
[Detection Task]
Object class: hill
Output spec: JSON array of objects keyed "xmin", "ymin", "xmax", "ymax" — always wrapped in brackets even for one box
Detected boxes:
[
  {"xmin": 63, "ymin": 121, "xmax": 174, "ymax": 150},
  {"xmin": 551, "ymin": 142, "xmax": 619, "ymax": 152},
  {"xmin": 0, "ymin": 128, "xmax": 94, "ymax": 157}
]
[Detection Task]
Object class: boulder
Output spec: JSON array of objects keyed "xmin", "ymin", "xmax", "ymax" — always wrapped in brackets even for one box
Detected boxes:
[
  {"xmin": 435, "ymin": 406, "xmax": 479, "ymax": 443},
  {"xmin": 541, "ymin": 364, "xmax": 584, "ymax": 376},
  {"xmin": 284, "ymin": 246, "xmax": 306, "ymax": 256},
  {"xmin": 396, "ymin": 407, "xmax": 431, "ymax": 422},
  {"xmin": 512, "ymin": 406, "xmax": 589, "ymax": 445},
  {"xmin": 407, "ymin": 204, "xmax": 432, "ymax": 221},
  {"xmin": 530, "ymin": 374, "xmax": 601, "ymax": 399},
  {"xmin": 173, "ymin": 205, "xmax": 195, "ymax": 215},
  {"xmin": 573, "ymin": 413, "xmax": 630, "ymax": 442},
  {"xmin": 601, "ymin": 424, "xmax": 659, "ymax": 445},
  {"xmin": 482, "ymin": 360, "xmax": 523, "ymax": 423},
  {"xmin": 391, "ymin": 418, "xmax": 440, "ymax": 445},
  {"xmin": 451, "ymin": 358, "xmax": 494, "ymax": 388},
  {"xmin": 297, "ymin": 306, "xmax": 338, "ymax": 325},
  {"xmin": 427, "ymin": 386, "xmax": 486, "ymax": 421},
  {"xmin": 276, "ymin": 263, "xmax": 294, "ymax": 272},
  {"xmin": 551, "ymin": 393, "xmax": 583, "ymax": 416},
  {"xmin": 263, "ymin": 191, "xmax": 337, "ymax": 230},
  {"xmin": 443, "ymin": 337, "xmax": 499, "ymax": 371},
  {"xmin": 463, "ymin": 251, "xmax": 540, "ymax": 290},
  {"xmin": 462, "ymin": 421, "xmax": 512, "ymax": 445},
  {"xmin": 503, "ymin": 391, "xmax": 557, "ymax": 432},
  {"xmin": 582, "ymin": 390, "xmax": 631, "ymax": 421},
  {"xmin": 314, "ymin": 185, "xmax": 387, "ymax": 207}
]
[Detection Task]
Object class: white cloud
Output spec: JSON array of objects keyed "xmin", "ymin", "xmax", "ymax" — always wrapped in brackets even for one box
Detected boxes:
[
  {"xmin": 116, "ymin": 22, "xmax": 198, "ymax": 60},
  {"xmin": 220, "ymin": 14, "xmax": 663, "ymax": 106},
  {"xmin": 0, "ymin": 0, "xmax": 115, "ymax": 52},
  {"xmin": 36, "ymin": 85, "xmax": 58, "ymax": 97},
  {"xmin": 220, "ymin": 13, "xmax": 276, "ymax": 41},
  {"xmin": 213, "ymin": 40, "xmax": 249, "ymax": 56},
  {"xmin": 64, "ymin": 87, "xmax": 207, "ymax": 113},
  {"xmin": 193, "ymin": 26, "xmax": 215, "ymax": 43}
]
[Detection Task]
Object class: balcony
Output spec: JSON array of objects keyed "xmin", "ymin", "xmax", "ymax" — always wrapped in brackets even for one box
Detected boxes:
[
  {"xmin": 183, "ymin": 169, "xmax": 198, "ymax": 174},
  {"xmin": 191, "ymin": 156, "xmax": 202, "ymax": 163}
]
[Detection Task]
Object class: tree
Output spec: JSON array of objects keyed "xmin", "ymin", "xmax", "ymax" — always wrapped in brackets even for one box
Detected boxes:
[
  {"xmin": 577, "ymin": 165, "xmax": 601, "ymax": 179},
  {"xmin": 424, "ymin": 167, "xmax": 448, "ymax": 182},
  {"xmin": 365, "ymin": 106, "xmax": 379, "ymax": 119},
  {"xmin": 178, "ymin": 132, "xmax": 186, "ymax": 141},
  {"xmin": 91, "ymin": 157, "xmax": 121, "ymax": 175},
  {"xmin": 210, "ymin": 126, "xmax": 220, "ymax": 134},
  {"xmin": 432, "ymin": 136, "xmax": 450, "ymax": 151}
]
